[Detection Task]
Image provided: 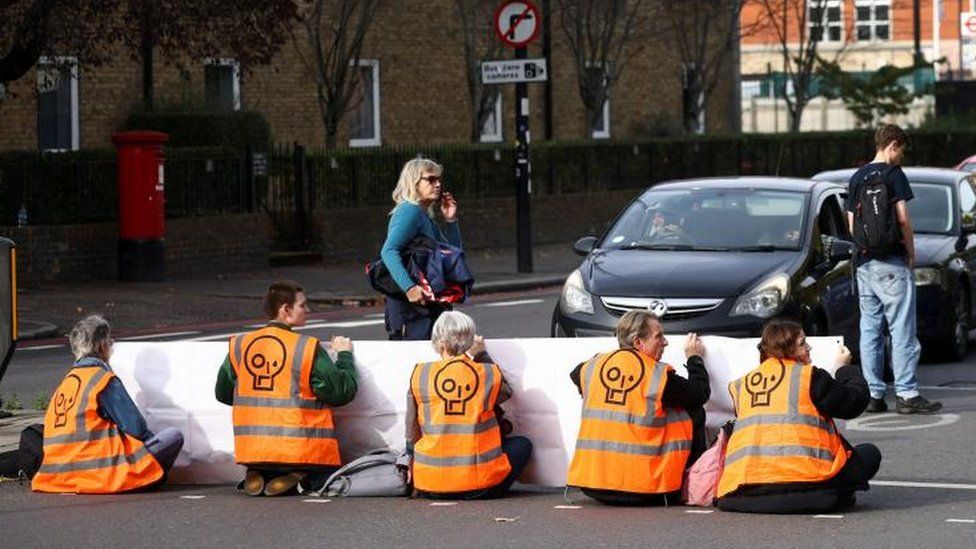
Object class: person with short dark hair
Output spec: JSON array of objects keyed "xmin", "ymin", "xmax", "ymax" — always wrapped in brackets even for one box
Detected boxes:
[
  {"xmin": 566, "ymin": 311, "xmax": 709, "ymax": 505},
  {"xmin": 214, "ymin": 280, "xmax": 357, "ymax": 496},
  {"xmin": 716, "ymin": 318, "xmax": 881, "ymax": 514},
  {"xmin": 845, "ymin": 123, "xmax": 941, "ymax": 414},
  {"xmin": 33, "ymin": 315, "xmax": 184, "ymax": 493}
]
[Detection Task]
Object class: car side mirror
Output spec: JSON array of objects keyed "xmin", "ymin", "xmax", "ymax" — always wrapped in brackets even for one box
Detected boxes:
[
  {"xmin": 573, "ymin": 236, "xmax": 598, "ymax": 256},
  {"xmin": 962, "ymin": 212, "xmax": 976, "ymax": 235},
  {"xmin": 823, "ymin": 235, "xmax": 853, "ymax": 262}
]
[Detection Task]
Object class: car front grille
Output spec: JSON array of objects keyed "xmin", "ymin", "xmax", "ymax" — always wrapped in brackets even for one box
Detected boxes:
[{"xmin": 600, "ymin": 296, "xmax": 724, "ymax": 320}]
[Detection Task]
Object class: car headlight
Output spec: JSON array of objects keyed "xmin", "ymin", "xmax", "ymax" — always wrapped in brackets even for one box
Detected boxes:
[
  {"xmin": 914, "ymin": 267, "xmax": 942, "ymax": 286},
  {"xmin": 731, "ymin": 273, "xmax": 790, "ymax": 318},
  {"xmin": 561, "ymin": 269, "xmax": 594, "ymax": 315}
]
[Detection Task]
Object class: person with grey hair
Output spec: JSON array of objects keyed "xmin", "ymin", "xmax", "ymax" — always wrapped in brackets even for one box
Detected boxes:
[
  {"xmin": 32, "ymin": 315, "xmax": 184, "ymax": 493},
  {"xmin": 566, "ymin": 310, "xmax": 710, "ymax": 505},
  {"xmin": 405, "ymin": 311, "xmax": 532, "ymax": 499},
  {"xmin": 380, "ymin": 157, "xmax": 463, "ymax": 340}
]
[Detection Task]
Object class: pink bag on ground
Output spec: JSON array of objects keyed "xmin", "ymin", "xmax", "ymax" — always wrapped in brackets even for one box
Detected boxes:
[{"xmin": 682, "ymin": 422, "xmax": 733, "ymax": 507}]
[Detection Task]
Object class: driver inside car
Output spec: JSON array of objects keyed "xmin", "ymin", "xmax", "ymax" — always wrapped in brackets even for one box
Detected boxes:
[{"xmin": 647, "ymin": 209, "xmax": 689, "ymax": 243}]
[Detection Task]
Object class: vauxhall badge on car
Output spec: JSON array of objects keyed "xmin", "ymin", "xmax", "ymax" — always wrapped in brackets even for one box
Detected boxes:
[{"xmin": 647, "ymin": 300, "xmax": 668, "ymax": 317}]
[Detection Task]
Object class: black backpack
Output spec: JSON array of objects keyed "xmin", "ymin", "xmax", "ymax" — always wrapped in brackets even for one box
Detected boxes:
[{"xmin": 853, "ymin": 165, "xmax": 900, "ymax": 258}]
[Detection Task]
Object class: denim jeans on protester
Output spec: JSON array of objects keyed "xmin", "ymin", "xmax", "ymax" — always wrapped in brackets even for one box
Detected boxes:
[{"xmin": 856, "ymin": 257, "xmax": 921, "ymax": 399}]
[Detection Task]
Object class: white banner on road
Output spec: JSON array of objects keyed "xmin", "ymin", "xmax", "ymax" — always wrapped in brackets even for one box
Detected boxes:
[{"xmin": 110, "ymin": 335, "xmax": 842, "ymax": 486}]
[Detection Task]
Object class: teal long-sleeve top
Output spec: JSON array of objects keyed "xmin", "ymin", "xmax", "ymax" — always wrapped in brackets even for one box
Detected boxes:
[
  {"xmin": 214, "ymin": 322, "xmax": 358, "ymax": 406},
  {"xmin": 380, "ymin": 202, "xmax": 462, "ymax": 293}
]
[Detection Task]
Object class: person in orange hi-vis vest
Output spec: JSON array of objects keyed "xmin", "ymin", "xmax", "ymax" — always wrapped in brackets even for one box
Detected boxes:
[
  {"xmin": 407, "ymin": 311, "xmax": 532, "ymax": 499},
  {"xmin": 717, "ymin": 318, "xmax": 882, "ymax": 514},
  {"xmin": 214, "ymin": 280, "xmax": 358, "ymax": 496},
  {"xmin": 567, "ymin": 310, "xmax": 710, "ymax": 505},
  {"xmin": 33, "ymin": 315, "xmax": 183, "ymax": 494}
]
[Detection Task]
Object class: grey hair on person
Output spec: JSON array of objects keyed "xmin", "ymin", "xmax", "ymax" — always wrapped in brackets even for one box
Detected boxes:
[
  {"xmin": 615, "ymin": 310, "xmax": 661, "ymax": 349},
  {"xmin": 431, "ymin": 311, "xmax": 476, "ymax": 356},
  {"xmin": 69, "ymin": 314, "xmax": 112, "ymax": 360}
]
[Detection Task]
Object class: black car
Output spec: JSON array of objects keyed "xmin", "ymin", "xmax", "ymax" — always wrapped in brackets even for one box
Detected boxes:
[
  {"xmin": 813, "ymin": 167, "xmax": 976, "ymax": 361},
  {"xmin": 552, "ymin": 177, "xmax": 859, "ymax": 345}
]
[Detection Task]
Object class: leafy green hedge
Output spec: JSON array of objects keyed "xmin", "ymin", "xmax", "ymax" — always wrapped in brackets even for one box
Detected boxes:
[{"xmin": 124, "ymin": 111, "xmax": 271, "ymax": 150}]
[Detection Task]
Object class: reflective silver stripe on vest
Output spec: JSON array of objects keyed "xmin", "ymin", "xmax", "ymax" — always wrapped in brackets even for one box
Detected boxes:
[
  {"xmin": 231, "ymin": 335, "xmax": 243, "ymax": 370},
  {"xmin": 44, "ymin": 426, "xmax": 120, "ymax": 446},
  {"xmin": 581, "ymin": 354, "xmax": 600, "ymax": 395},
  {"xmin": 420, "ymin": 417, "xmax": 500, "ymax": 435},
  {"xmin": 233, "ymin": 425, "xmax": 336, "ymax": 439},
  {"xmin": 787, "ymin": 360, "xmax": 803, "ymax": 415},
  {"xmin": 579, "ymin": 408, "xmax": 689, "ymax": 428},
  {"xmin": 723, "ymin": 445, "xmax": 837, "ymax": 466},
  {"xmin": 74, "ymin": 368, "xmax": 109, "ymax": 434},
  {"xmin": 574, "ymin": 438, "xmax": 692, "ymax": 457},
  {"xmin": 290, "ymin": 334, "xmax": 312, "ymax": 396},
  {"xmin": 232, "ymin": 395, "xmax": 326, "ymax": 410},
  {"xmin": 418, "ymin": 361, "xmax": 434, "ymax": 426},
  {"xmin": 734, "ymin": 413, "xmax": 834, "ymax": 433},
  {"xmin": 413, "ymin": 445, "xmax": 504, "ymax": 467},
  {"xmin": 482, "ymin": 362, "xmax": 495, "ymax": 412},
  {"xmin": 37, "ymin": 445, "xmax": 154, "ymax": 474}
]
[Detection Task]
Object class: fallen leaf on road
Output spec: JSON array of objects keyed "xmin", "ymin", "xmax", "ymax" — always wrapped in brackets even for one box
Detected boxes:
[{"xmin": 494, "ymin": 517, "xmax": 519, "ymax": 522}]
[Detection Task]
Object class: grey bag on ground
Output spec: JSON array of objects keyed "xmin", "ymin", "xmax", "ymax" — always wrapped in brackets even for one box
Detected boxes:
[{"xmin": 306, "ymin": 448, "xmax": 411, "ymax": 497}]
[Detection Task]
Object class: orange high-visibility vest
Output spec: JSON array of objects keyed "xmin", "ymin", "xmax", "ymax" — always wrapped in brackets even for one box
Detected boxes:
[
  {"xmin": 410, "ymin": 356, "xmax": 511, "ymax": 493},
  {"xmin": 32, "ymin": 365, "xmax": 164, "ymax": 493},
  {"xmin": 717, "ymin": 358, "xmax": 849, "ymax": 498},
  {"xmin": 567, "ymin": 350, "xmax": 694, "ymax": 494},
  {"xmin": 229, "ymin": 326, "xmax": 340, "ymax": 467}
]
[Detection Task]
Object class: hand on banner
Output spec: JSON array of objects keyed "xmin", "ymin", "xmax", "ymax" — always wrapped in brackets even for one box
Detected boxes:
[
  {"xmin": 834, "ymin": 344, "xmax": 852, "ymax": 367},
  {"xmin": 684, "ymin": 332, "xmax": 705, "ymax": 359},
  {"xmin": 331, "ymin": 336, "xmax": 353, "ymax": 353}
]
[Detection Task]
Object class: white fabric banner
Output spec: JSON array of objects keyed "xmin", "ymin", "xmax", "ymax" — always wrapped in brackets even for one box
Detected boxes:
[{"xmin": 110, "ymin": 335, "xmax": 843, "ymax": 486}]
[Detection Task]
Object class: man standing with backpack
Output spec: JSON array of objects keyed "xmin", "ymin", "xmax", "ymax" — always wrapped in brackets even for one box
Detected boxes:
[{"xmin": 846, "ymin": 124, "xmax": 941, "ymax": 415}]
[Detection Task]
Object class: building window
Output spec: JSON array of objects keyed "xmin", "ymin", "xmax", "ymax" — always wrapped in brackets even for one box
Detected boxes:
[
  {"xmin": 809, "ymin": 0, "xmax": 844, "ymax": 43},
  {"xmin": 479, "ymin": 92, "xmax": 503, "ymax": 143},
  {"xmin": 349, "ymin": 59, "xmax": 381, "ymax": 147},
  {"xmin": 855, "ymin": 0, "xmax": 890, "ymax": 41},
  {"xmin": 37, "ymin": 56, "xmax": 79, "ymax": 151},
  {"xmin": 204, "ymin": 58, "xmax": 240, "ymax": 111},
  {"xmin": 585, "ymin": 66, "xmax": 610, "ymax": 139}
]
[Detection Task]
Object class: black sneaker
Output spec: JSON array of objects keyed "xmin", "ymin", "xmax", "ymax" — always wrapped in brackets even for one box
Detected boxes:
[
  {"xmin": 865, "ymin": 398, "xmax": 887, "ymax": 413},
  {"xmin": 896, "ymin": 396, "xmax": 943, "ymax": 414}
]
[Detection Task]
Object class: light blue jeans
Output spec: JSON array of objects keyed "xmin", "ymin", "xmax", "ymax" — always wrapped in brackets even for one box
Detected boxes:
[{"xmin": 856, "ymin": 258, "xmax": 921, "ymax": 399}]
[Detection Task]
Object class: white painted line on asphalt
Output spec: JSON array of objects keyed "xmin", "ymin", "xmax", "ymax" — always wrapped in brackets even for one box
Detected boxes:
[
  {"xmin": 685, "ymin": 509, "xmax": 714, "ymax": 514},
  {"xmin": 185, "ymin": 331, "xmax": 248, "ymax": 342},
  {"xmin": 303, "ymin": 499, "xmax": 332, "ymax": 503},
  {"xmin": 364, "ymin": 313, "xmax": 385, "ymax": 319},
  {"xmin": 429, "ymin": 502, "xmax": 458, "ymax": 506},
  {"xmin": 919, "ymin": 385, "xmax": 976, "ymax": 392},
  {"xmin": 179, "ymin": 495, "xmax": 207, "ymax": 499},
  {"xmin": 872, "ymin": 480, "xmax": 976, "ymax": 490},
  {"xmin": 298, "ymin": 319, "xmax": 386, "ymax": 330},
  {"xmin": 20, "ymin": 344, "xmax": 65, "ymax": 351},
  {"xmin": 814, "ymin": 515, "xmax": 844, "ymax": 519},
  {"xmin": 121, "ymin": 331, "xmax": 202, "ymax": 341},
  {"xmin": 946, "ymin": 519, "xmax": 976, "ymax": 523},
  {"xmin": 553, "ymin": 505, "xmax": 581, "ymax": 509},
  {"xmin": 58, "ymin": 493, "xmax": 76, "ymax": 496},
  {"xmin": 477, "ymin": 299, "xmax": 546, "ymax": 308}
]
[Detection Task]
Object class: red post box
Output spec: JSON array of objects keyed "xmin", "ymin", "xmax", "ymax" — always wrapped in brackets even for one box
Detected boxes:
[{"xmin": 111, "ymin": 130, "xmax": 168, "ymax": 281}]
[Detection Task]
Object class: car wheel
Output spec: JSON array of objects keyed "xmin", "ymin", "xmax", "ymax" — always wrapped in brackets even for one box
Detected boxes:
[
  {"xmin": 550, "ymin": 306, "xmax": 564, "ymax": 338},
  {"xmin": 939, "ymin": 286, "xmax": 970, "ymax": 362}
]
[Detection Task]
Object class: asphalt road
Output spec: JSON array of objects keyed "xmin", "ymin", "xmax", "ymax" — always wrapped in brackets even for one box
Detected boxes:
[{"xmin": 2, "ymin": 287, "xmax": 976, "ymax": 548}]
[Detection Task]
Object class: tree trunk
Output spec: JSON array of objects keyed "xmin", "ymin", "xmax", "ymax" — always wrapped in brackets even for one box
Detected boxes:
[{"xmin": 140, "ymin": 2, "xmax": 155, "ymax": 111}]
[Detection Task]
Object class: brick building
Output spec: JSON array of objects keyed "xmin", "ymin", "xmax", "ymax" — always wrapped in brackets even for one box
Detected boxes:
[{"xmin": 0, "ymin": 1, "xmax": 740, "ymax": 153}]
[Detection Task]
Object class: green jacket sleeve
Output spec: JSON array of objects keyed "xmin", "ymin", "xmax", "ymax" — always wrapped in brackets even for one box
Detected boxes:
[
  {"xmin": 214, "ymin": 353, "xmax": 237, "ymax": 406},
  {"xmin": 309, "ymin": 346, "xmax": 358, "ymax": 406}
]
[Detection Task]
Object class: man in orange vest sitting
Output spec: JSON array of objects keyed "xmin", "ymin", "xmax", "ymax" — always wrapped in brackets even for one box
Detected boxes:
[
  {"xmin": 215, "ymin": 280, "xmax": 357, "ymax": 496},
  {"xmin": 407, "ymin": 311, "xmax": 532, "ymax": 499},
  {"xmin": 567, "ymin": 310, "xmax": 710, "ymax": 505},
  {"xmin": 33, "ymin": 315, "xmax": 184, "ymax": 493}
]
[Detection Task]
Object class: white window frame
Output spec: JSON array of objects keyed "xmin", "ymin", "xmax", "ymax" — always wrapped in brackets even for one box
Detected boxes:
[
  {"xmin": 479, "ymin": 92, "xmax": 503, "ymax": 143},
  {"xmin": 808, "ymin": 0, "xmax": 844, "ymax": 44},
  {"xmin": 591, "ymin": 98, "xmax": 610, "ymax": 139},
  {"xmin": 203, "ymin": 57, "xmax": 241, "ymax": 111},
  {"xmin": 349, "ymin": 59, "xmax": 381, "ymax": 148},
  {"xmin": 855, "ymin": 0, "xmax": 891, "ymax": 42},
  {"xmin": 36, "ymin": 55, "xmax": 79, "ymax": 152}
]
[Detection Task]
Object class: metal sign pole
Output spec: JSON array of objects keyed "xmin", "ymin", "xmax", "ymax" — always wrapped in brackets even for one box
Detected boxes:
[{"xmin": 515, "ymin": 45, "xmax": 533, "ymax": 273}]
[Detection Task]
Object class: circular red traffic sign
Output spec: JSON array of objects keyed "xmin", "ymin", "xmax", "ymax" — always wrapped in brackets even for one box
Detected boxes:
[
  {"xmin": 494, "ymin": 0, "xmax": 542, "ymax": 48},
  {"xmin": 966, "ymin": 15, "xmax": 976, "ymax": 35}
]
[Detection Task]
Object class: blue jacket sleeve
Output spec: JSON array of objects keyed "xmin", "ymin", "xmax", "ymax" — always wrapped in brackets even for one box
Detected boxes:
[
  {"xmin": 443, "ymin": 220, "xmax": 462, "ymax": 248},
  {"xmin": 381, "ymin": 204, "xmax": 423, "ymax": 293},
  {"xmin": 97, "ymin": 378, "xmax": 153, "ymax": 441}
]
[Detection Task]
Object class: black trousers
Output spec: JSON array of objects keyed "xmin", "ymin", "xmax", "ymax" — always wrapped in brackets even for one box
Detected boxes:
[
  {"xmin": 580, "ymin": 406, "xmax": 707, "ymax": 507},
  {"xmin": 717, "ymin": 443, "xmax": 882, "ymax": 514},
  {"xmin": 384, "ymin": 298, "xmax": 449, "ymax": 341}
]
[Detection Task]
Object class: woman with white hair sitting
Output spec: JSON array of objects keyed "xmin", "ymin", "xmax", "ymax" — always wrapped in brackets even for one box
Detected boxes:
[
  {"xmin": 32, "ymin": 315, "xmax": 184, "ymax": 493},
  {"xmin": 406, "ymin": 311, "xmax": 532, "ymax": 499}
]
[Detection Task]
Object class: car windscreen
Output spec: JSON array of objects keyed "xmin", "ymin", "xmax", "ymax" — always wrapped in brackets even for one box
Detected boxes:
[
  {"xmin": 907, "ymin": 182, "xmax": 954, "ymax": 234},
  {"xmin": 601, "ymin": 188, "xmax": 809, "ymax": 251},
  {"xmin": 960, "ymin": 162, "xmax": 976, "ymax": 173}
]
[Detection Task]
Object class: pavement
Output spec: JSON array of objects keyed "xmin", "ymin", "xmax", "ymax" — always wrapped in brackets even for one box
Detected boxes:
[{"xmin": 13, "ymin": 242, "xmax": 580, "ymax": 340}]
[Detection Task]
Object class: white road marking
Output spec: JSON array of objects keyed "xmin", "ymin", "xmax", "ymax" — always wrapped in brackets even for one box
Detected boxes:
[
  {"xmin": 918, "ymin": 385, "xmax": 976, "ymax": 392},
  {"xmin": 871, "ymin": 480, "xmax": 976, "ymax": 490},
  {"xmin": 364, "ymin": 313, "xmax": 385, "ymax": 319},
  {"xmin": 303, "ymin": 499, "xmax": 332, "ymax": 503},
  {"xmin": 179, "ymin": 495, "xmax": 207, "ymax": 499},
  {"xmin": 814, "ymin": 514, "xmax": 844, "ymax": 519},
  {"xmin": 846, "ymin": 413, "xmax": 959, "ymax": 432},
  {"xmin": 477, "ymin": 299, "xmax": 545, "ymax": 308},
  {"xmin": 685, "ymin": 509, "xmax": 714, "ymax": 514},
  {"xmin": 19, "ymin": 344, "xmax": 65, "ymax": 351},
  {"xmin": 185, "ymin": 332, "xmax": 247, "ymax": 342},
  {"xmin": 553, "ymin": 505, "xmax": 581, "ymax": 509},
  {"xmin": 121, "ymin": 331, "xmax": 202, "ymax": 341},
  {"xmin": 298, "ymin": 319, "xmax": 386, "ymax": 330},
  {"xmin": 946, "ymin": 519, "xmax": 976, "ymax": 523},
  {"xmin": 429, "ymin": 502, "xmax": 458, "ymax": 506}
]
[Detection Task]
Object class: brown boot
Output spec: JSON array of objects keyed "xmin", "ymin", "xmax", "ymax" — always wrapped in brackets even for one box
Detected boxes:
[
  {"xmin": 244, "ymin": 469, "xmax": 265, "ymax": 497},
  {"xmin": 263, "ymin": 472, "xmax": 306, "ymax": 497}
]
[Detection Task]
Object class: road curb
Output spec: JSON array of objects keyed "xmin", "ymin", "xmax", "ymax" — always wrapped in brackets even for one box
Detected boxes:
[{"xmin": 16, "ymin": 320, "xmax": 59, "ymax": 341}]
